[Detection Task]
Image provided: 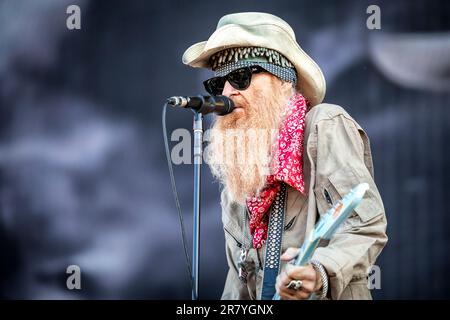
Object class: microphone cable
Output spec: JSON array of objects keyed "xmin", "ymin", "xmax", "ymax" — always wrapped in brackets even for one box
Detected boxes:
[{"xmin": 162, "ymin": 103, "xmax": 193, "ymax": 291}]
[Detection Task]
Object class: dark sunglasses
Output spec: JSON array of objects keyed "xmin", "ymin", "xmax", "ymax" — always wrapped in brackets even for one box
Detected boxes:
[{"xmin": 203, "ymin": 66, "xmax": 265, "ymax": 96}]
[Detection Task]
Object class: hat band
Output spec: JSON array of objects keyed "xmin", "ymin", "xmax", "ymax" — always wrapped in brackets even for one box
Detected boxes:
[
  {"xmin": 215, "ymin": 60, "xmax": 297, "ymax": 84},
  {"xmin": 211, "ymin": 46, "xmax": 297, "ymax": 84},
  {"xmin": 210, "ymin": 46, "xmax": 295, "ymax": 69}
]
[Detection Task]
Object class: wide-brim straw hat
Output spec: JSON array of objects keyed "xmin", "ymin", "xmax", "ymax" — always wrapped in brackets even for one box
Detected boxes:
[{"xmin": 182, "ymin": 12, "xmax": 326, "ymax": 106}]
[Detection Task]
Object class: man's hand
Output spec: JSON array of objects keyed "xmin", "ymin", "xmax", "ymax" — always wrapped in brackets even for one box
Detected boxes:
[{"xmin": 275, "ymin": 247, "xmax": 323, "ymax": 300}]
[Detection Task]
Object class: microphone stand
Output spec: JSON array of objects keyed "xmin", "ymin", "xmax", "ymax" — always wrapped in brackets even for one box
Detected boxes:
[
  {"xmin": 191, "ymin": 110, "xmax": 203, "ymax": 300},
  {"xmin": 167, "ymin": 95, "xmax": 233, "ymax": 300}
]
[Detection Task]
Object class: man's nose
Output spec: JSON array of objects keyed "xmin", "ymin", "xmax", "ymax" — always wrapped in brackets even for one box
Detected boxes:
[{"xmin": 221, "ymin": 81, "xmax": 238, "ymax": 97}]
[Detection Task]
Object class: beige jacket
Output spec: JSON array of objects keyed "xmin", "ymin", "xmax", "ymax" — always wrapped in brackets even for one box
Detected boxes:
[{"xmin": 220, "ymin": 103, "xmax": 388, "ymax": 300}]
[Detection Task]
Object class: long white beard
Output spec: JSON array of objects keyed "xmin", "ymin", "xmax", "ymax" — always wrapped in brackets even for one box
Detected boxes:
[{"xmin": 206, "ymin": 85, "xmax": 292, "ymax": 204}]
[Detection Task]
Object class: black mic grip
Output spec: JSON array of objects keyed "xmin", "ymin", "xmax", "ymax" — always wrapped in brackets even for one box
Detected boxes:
[
  {"xmin": 198, "ymin": 95, "xmax": 234, "ymax": 116},
  {"xmin": 166, "ymin": 95, "xmax": 234, "ymax": 116}
]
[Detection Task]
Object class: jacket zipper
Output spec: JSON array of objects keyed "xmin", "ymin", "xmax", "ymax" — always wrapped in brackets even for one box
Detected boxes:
[
  {"xmin": 284, "ymin": 216, "xmax": 296, "ymax": 230},
  {"xmin": 224, "ymin": 227, "xmax": 243, "ymax": 248}
]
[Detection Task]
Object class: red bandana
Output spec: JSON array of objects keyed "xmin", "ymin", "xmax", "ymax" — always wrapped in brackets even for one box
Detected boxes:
[{"xmin": 246, "ymin": 93, "xmax": 307, "ymax": 249}]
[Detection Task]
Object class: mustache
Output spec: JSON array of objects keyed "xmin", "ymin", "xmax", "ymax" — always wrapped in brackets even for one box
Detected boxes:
[{"xmin": 227, "ymin": 94, "xmax": 248, "ymax": 108}]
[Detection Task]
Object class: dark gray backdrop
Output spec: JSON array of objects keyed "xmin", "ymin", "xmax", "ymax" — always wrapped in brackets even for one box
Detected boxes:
[{"xmin": 0, "ymin": 0, "xmax": 449, "ymax": 299}]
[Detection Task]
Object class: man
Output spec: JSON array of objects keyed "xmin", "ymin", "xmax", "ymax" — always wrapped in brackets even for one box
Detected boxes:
[{"xmin": 182, "ymin": 12, "xmax": 388, "ymax": 300}]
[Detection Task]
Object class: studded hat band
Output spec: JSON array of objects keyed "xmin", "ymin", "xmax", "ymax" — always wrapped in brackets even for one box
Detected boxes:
[{"xmin": 210, "ymin": 46, "xmax": 297, "ymax": 84}]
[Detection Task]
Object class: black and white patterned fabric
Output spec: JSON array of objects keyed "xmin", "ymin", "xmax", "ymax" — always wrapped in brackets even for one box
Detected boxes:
[
  {"xmin": 260, "ymin": 182, "xmax": 287, "ymax": 300},
  {"xmin": 211, "ymin": 47, "xmax": 297, "ymax": 84}
]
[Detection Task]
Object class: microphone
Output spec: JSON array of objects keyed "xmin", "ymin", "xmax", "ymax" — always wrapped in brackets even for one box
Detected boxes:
[{"xmin": 167, "ymin": 95, "xmax": 235, "ymax": 116}]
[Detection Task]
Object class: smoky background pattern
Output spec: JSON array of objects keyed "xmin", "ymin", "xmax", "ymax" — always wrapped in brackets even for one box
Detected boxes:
[{"xmin": 0, "ymin": 0, "xmax": 449, "ymax": 299}]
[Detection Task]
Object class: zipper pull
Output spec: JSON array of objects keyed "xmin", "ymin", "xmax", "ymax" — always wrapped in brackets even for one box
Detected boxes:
[
  {"xmin": 237, "ymin": 248, "xmax": 248, "ymax": 283},
  {"xmin": 284, "ymin": 216, "xmax": 296, "ymax": 230}
]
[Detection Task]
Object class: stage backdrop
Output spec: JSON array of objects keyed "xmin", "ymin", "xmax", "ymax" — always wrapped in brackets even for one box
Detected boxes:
[{"xmin": 0, "ymin": 0, "xmax": 449, "ymax": 299}]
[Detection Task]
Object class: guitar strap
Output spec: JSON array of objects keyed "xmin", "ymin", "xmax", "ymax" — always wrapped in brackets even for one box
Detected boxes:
[{"xmin": 260, "ymin": 182, "xmax": 287, "ymax": 300}]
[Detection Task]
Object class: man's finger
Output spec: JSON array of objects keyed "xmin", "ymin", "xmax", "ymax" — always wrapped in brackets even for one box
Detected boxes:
[
  {"xmin": 280, "ymin": 247, "xmax": 301, "ymax": 261},
  {"xmin": 285, "ymin": 264, "xmax": 316, "ymax": 281}
]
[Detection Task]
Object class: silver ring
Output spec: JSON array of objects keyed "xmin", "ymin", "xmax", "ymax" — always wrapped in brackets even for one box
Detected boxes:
[{"xmin": 286, "ymin": 279, "xmax": 303, "ymax": 290}]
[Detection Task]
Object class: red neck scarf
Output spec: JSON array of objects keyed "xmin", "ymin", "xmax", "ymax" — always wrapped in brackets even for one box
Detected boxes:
[{"xmin": 246, "ymin": 93, "xmax": 307, "ymax": 249}]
